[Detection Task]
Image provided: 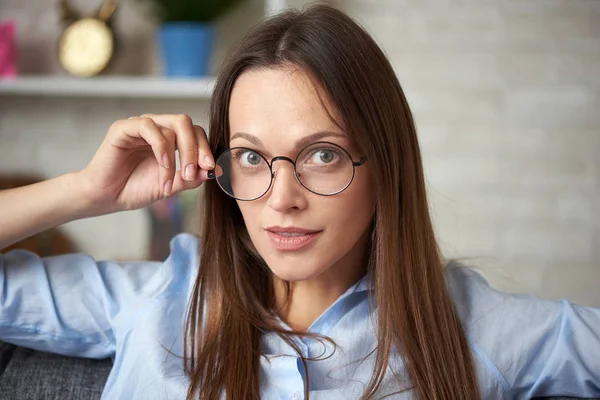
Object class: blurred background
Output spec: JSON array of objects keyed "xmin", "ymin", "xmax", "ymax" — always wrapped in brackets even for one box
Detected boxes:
[{"xmin": 0, "ymin": 0, "xmax": 598, "ymax": 306}]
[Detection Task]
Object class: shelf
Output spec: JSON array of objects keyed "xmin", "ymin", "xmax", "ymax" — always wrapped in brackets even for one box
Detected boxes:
[{"xmin": 0, "ymin": 76, "xmax": 216, "ymax": 99}]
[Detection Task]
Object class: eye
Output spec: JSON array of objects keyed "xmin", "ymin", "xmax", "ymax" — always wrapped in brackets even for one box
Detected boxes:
[
  {"xmin": 232, "ymin": 149, "xmax": 263, "ymax": 167},
  {"xmin": 242, "ymin": 151, "xmax": 262, "ymax": 166},
  {"xmin": 308, "ymin": 149, "xmax": 339, "ymax": 164}
]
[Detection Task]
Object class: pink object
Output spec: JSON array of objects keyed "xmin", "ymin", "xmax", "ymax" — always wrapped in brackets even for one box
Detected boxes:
[{"xmin": 0, "ymin": 21, "xmax": 17, "ymax": 78}]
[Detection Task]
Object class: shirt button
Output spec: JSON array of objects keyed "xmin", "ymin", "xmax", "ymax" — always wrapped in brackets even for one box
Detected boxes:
[{"xmin": 290, "ymin": 391, "xmax": 302, "ymax": 400}]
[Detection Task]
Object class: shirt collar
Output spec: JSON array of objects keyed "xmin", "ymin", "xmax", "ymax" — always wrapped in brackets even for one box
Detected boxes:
[{"xmin": 353, "ymin": 269, "xmax": 375, "ymax": 294}]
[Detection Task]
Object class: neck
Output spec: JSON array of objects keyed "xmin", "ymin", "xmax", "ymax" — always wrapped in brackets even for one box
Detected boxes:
[{"xmin": 273, "ymin": 235, "xmax": 369, "ymax": 332}]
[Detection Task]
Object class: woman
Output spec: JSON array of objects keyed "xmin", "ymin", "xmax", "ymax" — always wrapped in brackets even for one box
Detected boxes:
[{"xmin": 0, "ymin": 5, "xmax": 598, "ymax": 400}]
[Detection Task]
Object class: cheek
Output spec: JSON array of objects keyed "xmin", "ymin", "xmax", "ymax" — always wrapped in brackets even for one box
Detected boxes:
[
  {"xmin": 339, "ymin": 164, "xmax": 375, "ymax": 214},
  {"xmin": 236, "ymin": 201, "xmax": 261, "ymax": 231},
  {"xmin": 327, "ymin": 183, "xmax": 375, "ymax": 235}
]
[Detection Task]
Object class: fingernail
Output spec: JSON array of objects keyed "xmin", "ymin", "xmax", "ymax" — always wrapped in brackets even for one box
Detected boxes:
[
  {"xmin": 163, "ymin": 179, "xmax": 173, "ymax": 196},
  {"xmin": 204, "ymin": 155, "xmax": 215, "ymax": 168},
  {"xmin": 162, "ymin": 153, "xmax": 170, "ymax": 169},
  {"xmin": 185, "ymin": 164, "xmax": 196, "ymax": 181}
]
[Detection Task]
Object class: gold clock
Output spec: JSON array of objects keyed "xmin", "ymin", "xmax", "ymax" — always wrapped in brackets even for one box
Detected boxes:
[{"xmin": 58, "ymin": 0, "xmax": 117, "ymax": 77}]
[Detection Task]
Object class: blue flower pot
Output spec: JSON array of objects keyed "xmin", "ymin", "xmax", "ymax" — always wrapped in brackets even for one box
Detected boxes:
[{"xmin": 157, "ymin": 22, "xmax": 215, "ymax": 77}]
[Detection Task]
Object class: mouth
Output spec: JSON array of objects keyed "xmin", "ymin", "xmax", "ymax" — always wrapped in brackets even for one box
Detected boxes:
[{"xmin": 264, "ymin": 226, "xmax": 322, "ymax": 251}]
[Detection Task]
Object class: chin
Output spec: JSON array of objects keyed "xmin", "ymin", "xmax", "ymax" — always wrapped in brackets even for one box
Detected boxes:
[{"xmin": 262, "ymin": 252, "xmax": 327, "ymax": 282}]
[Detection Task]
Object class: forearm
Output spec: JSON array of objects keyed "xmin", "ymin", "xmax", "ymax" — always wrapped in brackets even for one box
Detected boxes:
[{"xmin": 0, "ymin": 172, "xmax": 93, "ymax": 250}]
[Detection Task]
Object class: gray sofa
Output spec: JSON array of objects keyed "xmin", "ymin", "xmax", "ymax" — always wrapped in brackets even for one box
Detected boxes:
[
  {"xmin": 0, "ymin": 341, "xmax": 112, "ymax": 399},
  {"xmin": 0, "ymin": 342, "xmax": 596, "ymax": 400}
]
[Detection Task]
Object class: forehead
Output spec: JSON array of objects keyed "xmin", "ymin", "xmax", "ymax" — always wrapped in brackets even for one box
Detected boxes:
[{"xmin": 228, "ymin": 67, "xmax": 343, "ymax": 143}]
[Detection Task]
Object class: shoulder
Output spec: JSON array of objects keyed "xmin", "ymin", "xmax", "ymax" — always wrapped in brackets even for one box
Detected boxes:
[
  {"xmin": 443, "ymin": 262, "xmax": 503, "ymax": 326},
  {"xmin": 160, "ymin": 232, "xmax": 201, "ymax": 291},
  {"xmin": 442, "ymin": 261, "xmax": 571, "ymax": 371},
  {"xmin": 444, "ymin": 263, "xmax": 600, "ymax": 397},
  {"xmin": 443, "ymin": 261, "xmax": 563, "ymax": 330},
  {"xmin": 165, "ymin": 232, "xmax": 201, "ymax": 266},
  {"xmin": 112, "ymin": 233, "xmax": 201, "ymax": 301}
]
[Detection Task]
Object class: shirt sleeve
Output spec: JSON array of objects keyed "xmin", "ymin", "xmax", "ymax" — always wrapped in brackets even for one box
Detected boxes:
[
  {"xmin": 0, "ymin": 233, "xmax": 199, "ymax": 360},
  {"xmin": 445, "ymin": 264, "xmax": 600, "ymax": 399}
]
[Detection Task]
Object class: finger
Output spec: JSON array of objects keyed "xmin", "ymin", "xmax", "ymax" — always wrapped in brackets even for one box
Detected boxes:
[
  {"xmin": 110, "ymin": 117, "xmax": 171, "ymax": 170},
  {"xmin": 171, "ymin": 168, "xmax": 210, "ymax": 195},
  {"xmin": 158, "ymin": 126, "xmax": 177, "ymax": 196},
  {"xmin": 193, "ymin": 124, "xmax": 215, "ymax": 170},
  {"xmin": 139, "ymin": 114, "xmax": 202, "ymax": 181},
  {"xmin": 110, "ymin": 117, "xmax": 177, "ymax": 196}
]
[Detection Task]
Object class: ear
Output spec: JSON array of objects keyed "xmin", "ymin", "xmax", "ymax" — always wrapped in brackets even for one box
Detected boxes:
[
  {"xmin": 59, "ymin": 0, "xmax": 79, "ymax": 24},
  {"xmin": 97, "ymin": 0, "xmax": 117, "ymax": 22}
]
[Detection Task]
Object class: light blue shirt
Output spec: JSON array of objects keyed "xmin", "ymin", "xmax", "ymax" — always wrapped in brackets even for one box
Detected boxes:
[{"xmin": 0, "ymin": 233, "xmax": 599, "ymax": 399}]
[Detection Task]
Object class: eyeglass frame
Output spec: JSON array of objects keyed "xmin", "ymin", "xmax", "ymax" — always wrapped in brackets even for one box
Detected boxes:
[{"xmin": 207, "ymin": 141, "xmax": 368, "ymax": 201}]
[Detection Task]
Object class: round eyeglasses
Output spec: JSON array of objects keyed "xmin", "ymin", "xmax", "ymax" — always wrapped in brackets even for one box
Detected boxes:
[{"xmin": 207, "ymin": 141, "xmax": 367, "ymax": 201}]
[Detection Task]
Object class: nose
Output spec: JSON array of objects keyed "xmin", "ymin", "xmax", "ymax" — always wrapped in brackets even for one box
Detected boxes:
[{"xmin": 266, "ymin": 158, "xmax": 308, "ymax": 212}]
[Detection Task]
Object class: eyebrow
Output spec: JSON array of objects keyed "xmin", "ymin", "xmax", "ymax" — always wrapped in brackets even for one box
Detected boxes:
[{"xmin": 230, "ymin": 131, "xmax": 348, "ymax": 150}]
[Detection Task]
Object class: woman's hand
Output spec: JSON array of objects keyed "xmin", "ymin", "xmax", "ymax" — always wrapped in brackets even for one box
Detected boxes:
[{"xmin": 77, "ymin": 114, "xmax": 214, "ymax": 214}]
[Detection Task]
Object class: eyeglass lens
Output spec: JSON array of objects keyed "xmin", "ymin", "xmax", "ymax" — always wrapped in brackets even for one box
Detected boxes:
[{"xmin": 212, "ymin": 142, "xmax": 356, "ymax": 201}]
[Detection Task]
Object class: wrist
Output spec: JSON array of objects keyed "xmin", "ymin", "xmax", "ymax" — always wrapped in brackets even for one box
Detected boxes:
[{"xmin": 62, "ymin": 171, "xmax": 108, "ymax": 220}]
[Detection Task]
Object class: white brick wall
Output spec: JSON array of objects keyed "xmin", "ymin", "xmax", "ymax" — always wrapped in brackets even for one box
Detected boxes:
[
  {"xmin": 357, "ymin": 0, "xmax": 600, "ymax": 305},
  {"xmin": 0, "ymin": 0, "xmax": 598, "ymax": 305}
]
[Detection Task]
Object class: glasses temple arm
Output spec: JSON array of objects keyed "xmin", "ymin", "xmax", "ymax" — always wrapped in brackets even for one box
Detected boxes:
[{"xmin": 352, "ymin": 156, "xmax": 368, "ymax": 167}]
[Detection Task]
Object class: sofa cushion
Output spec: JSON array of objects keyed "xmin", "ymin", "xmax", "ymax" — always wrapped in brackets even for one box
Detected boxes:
[
  {"xmin": 0, "ymin": 341, "xmax": 15, "ymax": 376},
  {"xmin": 0, "ymin": 345, "xmax": 112, "ymax": 400}
]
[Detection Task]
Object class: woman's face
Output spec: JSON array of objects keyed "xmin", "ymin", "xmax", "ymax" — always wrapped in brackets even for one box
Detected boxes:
[{"xmin": 228, "ymin": 67, "xmax": 376, "ymax": 283}]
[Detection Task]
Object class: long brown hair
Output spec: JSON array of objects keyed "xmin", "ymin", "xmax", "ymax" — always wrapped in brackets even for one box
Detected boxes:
[{"xmin": 184, "ymin": 4, "xmax": 480, "ymax": 399}]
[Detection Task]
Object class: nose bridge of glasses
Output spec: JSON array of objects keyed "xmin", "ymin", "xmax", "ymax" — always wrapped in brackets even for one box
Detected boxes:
[{"xmin": 269, "ymin": 155, "xmax": 298, "ymax": 176}]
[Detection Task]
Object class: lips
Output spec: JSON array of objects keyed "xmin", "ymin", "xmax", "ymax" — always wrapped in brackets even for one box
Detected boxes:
[
  {"xmin": 265, "ymin": 226, "xmax": 319, "ymax": 234},
  {"xmin": 265, "ymin": 226, "xmax": 321, "ymax": 251}
]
